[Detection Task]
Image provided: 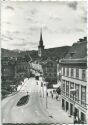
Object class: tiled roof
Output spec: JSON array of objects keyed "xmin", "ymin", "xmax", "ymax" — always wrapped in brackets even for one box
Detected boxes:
[
  {"xmin": 60, "ymin": 37, "xmax": 87, "ymax": 64},
  {"xmin": 64, "ymin": 37, "xmax": 87, "ymax": 59}
]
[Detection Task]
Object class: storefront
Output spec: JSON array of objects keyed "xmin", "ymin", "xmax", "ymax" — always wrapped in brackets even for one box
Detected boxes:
[
  {"xmin": 81, "ymin": 112, "xmax": 86, "ymax": 123},
  {"xmin": 74, "ymin": 107, "xmax": 79, "ymax": 119}
]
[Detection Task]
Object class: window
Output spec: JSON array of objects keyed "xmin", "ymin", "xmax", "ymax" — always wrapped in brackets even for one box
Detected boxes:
[
  {"xmin": 49, "ymin": 73, "xmax": 52, "ymax": 77},
  {"xmin": 54, "ymin": 73, "xmax": 56, "ymax": 77},
  {"xmin": 71, "ymin": 68, "xmax": 74, "ymax": 77},
  {"xmin": 82, "ymin": 70, "xmax": 86, "ymax": 81},
  {"xmin": 62, "ymin": 80, "xmax": 65, "ymax": 95},
  {"xmin": 54, "ymin": 68, "xmax": 56, "ymax": 72},
  {"xmin": 75, "ymin": 84, "xmax": 79, "ymax": 102},
  {"xmin": 76, "ymin": 68, "xmax": 79, "ymax": 79},
  {"xmin": 70, "ymin": 82, "xmax": 74, "ymax": 89},
  {"xmin": 81, "ymin": 86, "xmax": 86, "ymax": 107},
  {"xmin": 70, "ymin": 82, "xmax": 74, "ymax": 100},
  {"xmin": 66, "ymin": 68, "xmax": 69, "ymax": 76},
  {"xmin": 66, "ymin": 81, "xmax": 69, "ymax": 97},
  {"xmin": 63, "ymin": 67, "xmax": 65, "ymax": 76}
]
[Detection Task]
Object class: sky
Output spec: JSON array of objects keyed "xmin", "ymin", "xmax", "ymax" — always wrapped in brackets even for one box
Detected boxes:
[{"xmin": 1, "ymin": 1, "xmax": 87, "ymax": 50}]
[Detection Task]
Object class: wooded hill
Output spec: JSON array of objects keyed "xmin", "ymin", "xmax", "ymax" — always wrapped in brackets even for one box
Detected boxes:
[{"xmin": 1, "ymin": 46, "xmax": 70, "ymax": 61}]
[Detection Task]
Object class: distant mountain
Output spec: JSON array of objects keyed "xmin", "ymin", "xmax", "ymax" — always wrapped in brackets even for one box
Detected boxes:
[
  {"xmin": 1, "ymin": 48, "xmax": 19, "ymax": 58},
  {"xmin": 1, "ymin": 46, "xmax": 70, "ymax": 61}
]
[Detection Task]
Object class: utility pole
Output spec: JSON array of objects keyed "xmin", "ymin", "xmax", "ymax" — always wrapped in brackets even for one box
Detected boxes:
[
  {"xmin": 41, "ymin": 82, "xmax": 44, "ymax": 98},
  {"xmin": 46, "ymin": 84, "xmax": 47, "ymax": 108},
  {"xmin": 46, "ymin": 82, "xmax": 48, "ymax": 109}
]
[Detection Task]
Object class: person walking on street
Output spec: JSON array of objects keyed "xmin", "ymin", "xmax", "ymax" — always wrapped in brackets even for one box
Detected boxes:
[
  {"xmin": 56, "ymin": 95, "xmax": 58, "ymax": 101},
  {"xmin": 51, "ymin": 93, "xmax": 53, "ymax": 99},
  {"xmin": 47, "ymin": 92, "xmax": 48, "ymax": 97},
  {"xmin": 27, "ymin": 91, "xmax": 29, "ymax": 95}
]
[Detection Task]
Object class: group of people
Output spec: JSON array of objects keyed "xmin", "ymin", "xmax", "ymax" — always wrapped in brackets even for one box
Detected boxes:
[{"xmin": 47, "ymin": 90, "xmax": 60, "ymax": 101}]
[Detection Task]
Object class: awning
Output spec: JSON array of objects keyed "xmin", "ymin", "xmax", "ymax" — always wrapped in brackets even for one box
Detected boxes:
[{"xmin": 53, "ymin": 83, "xmax": 61, "ymax": 88}]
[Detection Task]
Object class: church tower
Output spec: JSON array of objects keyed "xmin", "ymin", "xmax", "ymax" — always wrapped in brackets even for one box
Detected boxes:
[{"xmin": 38, "ymin": 29, "xmax": 44, "ymax": 57}]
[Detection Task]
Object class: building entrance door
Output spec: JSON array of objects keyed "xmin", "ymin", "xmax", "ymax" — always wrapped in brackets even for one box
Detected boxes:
[
  {"xmin": 66, "ymin": 101, "xmax": 69, "ymax": 112},
  {"xmin": 70, "ymin": 103, "xmax": 73, "ymax": 116},
  {"xmin": 74, "ymin": 108, "xmax": 79, "ymax": 119},
  {"xmin": 81, "ymin": 112, "xmax": 86, "ymax": 123},
  {"xmin": 62, "ymin": 99, "xmax": 65, "ymax": 110}
]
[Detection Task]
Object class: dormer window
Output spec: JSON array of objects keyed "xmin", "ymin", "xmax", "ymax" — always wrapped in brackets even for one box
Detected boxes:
[{"xmin": 70, "ymin": 52, "xmax": 76, "ymax": 58}]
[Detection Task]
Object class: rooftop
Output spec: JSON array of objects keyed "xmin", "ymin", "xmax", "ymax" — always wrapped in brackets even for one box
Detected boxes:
[{"xmin": 60, "ymin": 37, "xmax": 87, "ymax": 64}]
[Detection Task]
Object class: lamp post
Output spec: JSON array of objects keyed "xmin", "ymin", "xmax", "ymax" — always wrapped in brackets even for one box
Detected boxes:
[{"xmin": 46, "ymin": 82, "xmax": 48, "ymax": 109}]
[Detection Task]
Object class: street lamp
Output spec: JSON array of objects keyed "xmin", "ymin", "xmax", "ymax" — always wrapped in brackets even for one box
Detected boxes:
[
  {"xmin": 41, "ymin": 82, "xmax": 44, "ymax": 98},
  {"xmin": 45, "ymin": 82, "xmax": 48, "ymax": 109}
]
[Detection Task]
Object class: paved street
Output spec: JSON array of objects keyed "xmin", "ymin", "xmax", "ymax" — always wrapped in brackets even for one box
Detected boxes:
[
  {"xmin": 2, "ymin": 77, "xmax": 73, "ymax": 124},
  {"xmin": 2, "ymin": 77, "xmax": 54, "ymax": 124}
]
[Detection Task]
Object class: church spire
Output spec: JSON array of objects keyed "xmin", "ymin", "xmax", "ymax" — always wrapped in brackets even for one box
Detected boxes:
[
  {"xmin": 39, "ymin": 28, "xmax": 43, "ymax": 46},
  {"xmin": 38, "ymin": 28, "xmax": 44, "ymax": 58}
]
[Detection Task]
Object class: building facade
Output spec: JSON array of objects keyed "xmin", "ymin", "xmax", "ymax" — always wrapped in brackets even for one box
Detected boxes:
[
  {"xmin": 1, "ymin": 57, "xmax": 17, "ymax": 98},
  {"xmin": 59, "ymin": 37, "xmax": 87, "ymax": 123},
  {"xmin": 42, "ymin": 58, "xmax": 57, "ymax": 88},
  {"xmin": 1, "ymin": 57, "xmax": 15, "ymax": 81},
  {"xmin": 15, "ymin": 56, "xmax": 30, "ymax": 79}
]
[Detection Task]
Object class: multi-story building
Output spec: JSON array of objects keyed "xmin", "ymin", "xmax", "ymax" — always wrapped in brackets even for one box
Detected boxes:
[
  {"xmin": 1, "ymin": 57, "xmax": 15, "ymax": 81},
  {"xmin": 1, "ymin": 55, "xmax": 30, "ymax": 95},
  {"xmin": 15, "ymin": 56, "xmax": 30, "ymax": 79},
  {"xmin": 1, "ymin": 57, "xmax": 16, "ymax": 98},
  {"xmin": 59, "ymin": 37, "xmax": 87, "ymax": 123},
  {"xmin": 42, "ymin": 58, "xmax": 57, "ymax": 88}
]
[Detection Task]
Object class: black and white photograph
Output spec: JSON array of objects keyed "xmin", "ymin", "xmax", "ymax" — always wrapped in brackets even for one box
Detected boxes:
[{"xmin": 1, "ymin": 0, "xmax": 87, "ymax": 124}]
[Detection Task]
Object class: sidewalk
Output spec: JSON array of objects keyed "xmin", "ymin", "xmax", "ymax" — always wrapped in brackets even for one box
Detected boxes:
[{"xmin": 42, "ymin": 94, "xmax": 73, "ymax": 124}]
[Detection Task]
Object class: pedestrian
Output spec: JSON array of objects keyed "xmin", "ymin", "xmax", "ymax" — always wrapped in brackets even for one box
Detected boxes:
[
  {"xmin": 56, "ymin": 95, "xmax": 58, "ymax": 100},
  {"xmin": 47, "ymin": 92, "xmax": 48, "ymax": 97},
  {"xmin": 51, "ymin": 93, "xmax": 53, "ymax": 99},
  {"xmin": 74, "ymin": 117, "xmax": 78, "ymax": 124},
  {"xmin": 27, "ymin": 91, "xmax": 29, "ymax": 95}
]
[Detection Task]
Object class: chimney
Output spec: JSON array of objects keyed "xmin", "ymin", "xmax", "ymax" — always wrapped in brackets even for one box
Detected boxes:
[
  {"xmin": 79, "ymin": 38, "xmax": 83, "ymax": 42},
  {"xmin": 84, "ymin": 37, "xmax": 87, "ymax": 41}
]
